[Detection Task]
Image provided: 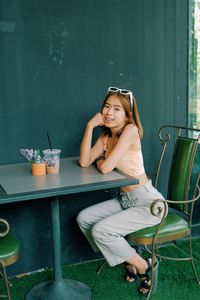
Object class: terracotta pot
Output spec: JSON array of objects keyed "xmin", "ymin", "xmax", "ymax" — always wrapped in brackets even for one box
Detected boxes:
[{"xmin": 32, "ymin": 163, "xmax": 46, "ymax": 176}]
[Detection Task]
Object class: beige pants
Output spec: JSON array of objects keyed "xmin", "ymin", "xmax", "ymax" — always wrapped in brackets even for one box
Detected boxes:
[{"xmin": 77, "ymin": 180, "xmax": 164, "ymax": 266}]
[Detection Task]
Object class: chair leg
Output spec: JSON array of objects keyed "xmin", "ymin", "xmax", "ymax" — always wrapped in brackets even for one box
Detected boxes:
[
  {"xmin": 144, "ymin": 255, "xmax": 159, "ymax": 300},
  {"xmin": 151, "ymin": 260, "xmax": 159, "ymax": 294},
  {"xmin": 0, "ymin": 271, "xmax": 12, "ymax": 288},
  {"xmin": 189, "ymin": 235, "xmax": 200, "ymax": 284},
  {"xmin": 96, "ymin": 260, "xmax": 107, "ymax": 275},
  {"xmin": 136, "ymin": 245, "xmax": 145, "ymax": 256},
  {"xmin": 176, "ymin": 234, "xmax": 200, "ymax": 285},
  {"xmin": 0, "ymin": 260, "xmax": 11, "ymax": 300}
]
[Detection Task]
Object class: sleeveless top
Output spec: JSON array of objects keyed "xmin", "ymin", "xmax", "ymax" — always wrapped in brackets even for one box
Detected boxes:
[{"xmin": 102, "ymin": 135, "xmax": 145, "ymax": 177}]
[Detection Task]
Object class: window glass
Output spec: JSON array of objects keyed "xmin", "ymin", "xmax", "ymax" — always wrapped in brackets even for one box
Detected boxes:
[{"xmin": 189, "ymin": 0, "xmax": 200, "ymax": 132}]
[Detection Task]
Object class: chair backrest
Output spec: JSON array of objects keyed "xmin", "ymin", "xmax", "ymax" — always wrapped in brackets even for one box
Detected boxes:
[
  {"xmin": 155, "ymin": 125, "xmax": 200, "ymax": 213},
  {"xmin": 167, "ymin": 136, "xmax": 198, "ymax": 211}
]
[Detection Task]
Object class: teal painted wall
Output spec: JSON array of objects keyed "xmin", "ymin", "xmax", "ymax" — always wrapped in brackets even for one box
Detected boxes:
[
  {"xmin": 0, "ymin": 0, "xmax": 188, "ymax": 168},
  {"xmin": 0, "ymin": 0, "xmax": 192, "ymax": 275}
]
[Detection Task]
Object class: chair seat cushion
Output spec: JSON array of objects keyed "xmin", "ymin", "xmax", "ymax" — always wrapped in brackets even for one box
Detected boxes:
[
  {"xmin": 126, "ymin": 212, "xmax": 190, "ymax": 245},
  {"xmin": 0, "ymin": 231, "xmax": 19, "ymax": 264}
]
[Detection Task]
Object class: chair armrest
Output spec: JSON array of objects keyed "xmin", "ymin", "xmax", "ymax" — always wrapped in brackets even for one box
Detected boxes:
[
  {"xmin": 150, "ymin": 199, "xmax": 168, "ymax": 218},
  {"xmin": 150, "ymin": 184, "xmax": 200, "ymax": 218},
  {"xmin": 0, "ymin": 218, "xmax": 10, "ymax": 237}
]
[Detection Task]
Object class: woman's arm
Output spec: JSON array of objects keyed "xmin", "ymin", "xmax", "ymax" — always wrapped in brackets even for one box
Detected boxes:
[
  {"xmin": 79, "ymin": 113, "xmax": 104, "ymax": 167},
  {"xmin": 97, "ymin": 124, "xmax": 140, "ymax": 174}
]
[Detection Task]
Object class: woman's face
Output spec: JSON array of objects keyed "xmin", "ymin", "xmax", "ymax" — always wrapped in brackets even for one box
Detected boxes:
[{"xmin": 102, "ymin": 95, "xmax": 127, "ymax": 130}]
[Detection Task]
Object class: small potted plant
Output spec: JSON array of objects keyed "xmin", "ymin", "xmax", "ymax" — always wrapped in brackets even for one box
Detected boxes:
[{"xmin": 20, "ymin": 149, "xmax": 46, "ymax": 176}]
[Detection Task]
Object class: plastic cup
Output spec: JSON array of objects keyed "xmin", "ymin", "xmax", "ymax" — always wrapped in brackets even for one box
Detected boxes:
[{"xmin": 42, "ymin": 149, "xmax": 61, "ymax": 175}]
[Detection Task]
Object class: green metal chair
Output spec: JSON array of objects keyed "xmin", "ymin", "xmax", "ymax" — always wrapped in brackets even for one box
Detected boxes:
[
  {"xmin": 126, "ymin": 125, "xmax": 200, "ymax": 299},
  {"xmin": 0, "ymin": 218, "xmax": 20, "ymax": 299}
]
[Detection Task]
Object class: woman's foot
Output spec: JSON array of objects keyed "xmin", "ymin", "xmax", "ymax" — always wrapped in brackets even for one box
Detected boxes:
[
  {"xmin": 124, "ymin": 262, "xmax": 138, "ymax": 283},
  {"xmin": 138, "ymin": 258, "xmax": 153, "ymax": 296},
  {"xmin": 139, "ymin": 275, "xmax": 151, "ymax": 296}
]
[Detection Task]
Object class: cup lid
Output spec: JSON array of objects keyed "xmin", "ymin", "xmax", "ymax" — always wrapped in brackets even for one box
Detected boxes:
[{"xmin": 43, "ymin": 149, "xmax": 61, "ymax": 154}]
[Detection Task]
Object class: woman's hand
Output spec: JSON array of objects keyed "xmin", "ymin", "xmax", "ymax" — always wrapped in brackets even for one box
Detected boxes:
[
  {"xmin": 87, "ymin": 113, "xmax": 104, "ymax": 129},
  {"xmin": 79, "ymin": 113, "xmax": 104, "ymax": 167}
]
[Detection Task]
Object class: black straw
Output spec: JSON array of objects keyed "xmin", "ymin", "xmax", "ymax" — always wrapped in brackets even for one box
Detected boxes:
[{"xmin": 46, "ymin": 132, "xmax": 52, "ymax": 151}]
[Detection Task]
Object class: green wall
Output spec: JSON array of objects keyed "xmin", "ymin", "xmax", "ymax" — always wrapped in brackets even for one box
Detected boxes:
[
  {"xmin": 0, "ymin": 0, "xmax": 190, "ymax": 275},
  {"xmin": 0, "ymin": 0, "xmax": 188, "ymax": 167}
]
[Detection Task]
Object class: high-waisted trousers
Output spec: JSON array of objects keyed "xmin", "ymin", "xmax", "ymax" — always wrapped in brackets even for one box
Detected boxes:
[{"xmin": 77, "ymin": 180, "xmax": 165, "ymax": 267}]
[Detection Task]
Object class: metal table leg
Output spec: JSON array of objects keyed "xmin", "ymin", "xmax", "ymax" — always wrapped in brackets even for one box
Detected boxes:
[{"xmin": 26, "ymin": 197, "xmax": 92, "ymax": 300}]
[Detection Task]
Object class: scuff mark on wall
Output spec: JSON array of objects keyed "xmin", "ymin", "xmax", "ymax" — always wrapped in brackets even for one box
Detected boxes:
[{"xmin": 48, "ymin": 22, "xmax": 68, "ymax": 68}]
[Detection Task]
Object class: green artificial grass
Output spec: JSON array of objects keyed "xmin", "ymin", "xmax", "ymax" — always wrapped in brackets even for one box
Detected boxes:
[{"xmin": 2, "ymin": 239, "xmax": 200, "ymax": 300}]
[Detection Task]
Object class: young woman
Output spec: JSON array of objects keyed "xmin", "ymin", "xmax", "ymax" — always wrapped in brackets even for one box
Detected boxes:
[{"xmin": 77, "ymin": 86, "xmax": 165, "ymax": 296}]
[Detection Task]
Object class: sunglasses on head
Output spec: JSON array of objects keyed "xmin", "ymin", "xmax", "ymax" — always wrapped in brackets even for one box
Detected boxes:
[{"xmin": 107, "ymin": 86, "xmax": 133, "ymax": 111}]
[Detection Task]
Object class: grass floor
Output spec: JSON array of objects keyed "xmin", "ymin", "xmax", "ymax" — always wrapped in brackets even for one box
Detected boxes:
[{"xmin": 2, "ymin": 239, "xmax": 200, "ymax": 300}]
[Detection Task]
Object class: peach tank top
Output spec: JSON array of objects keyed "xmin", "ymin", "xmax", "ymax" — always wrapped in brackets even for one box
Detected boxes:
[{"xmin": 103, "ymin": 135, "xmax": 145, "ymax": 177}]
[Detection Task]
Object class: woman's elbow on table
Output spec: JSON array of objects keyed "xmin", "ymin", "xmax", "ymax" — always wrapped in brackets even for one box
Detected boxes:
[
  {"xmin": 97, "ymin": 162, "xmax": 113, "ymax": 174},
  {"xmin": 99, "ymin": 168, "xmax": 111, "ymax": 174},
  {"xmin": 79, "ymin": 160, "xmax": 90, "ymax": 168}
]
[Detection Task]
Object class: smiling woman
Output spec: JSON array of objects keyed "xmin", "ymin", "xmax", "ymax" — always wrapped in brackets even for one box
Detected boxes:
[
  {"xmin": 77, "ymin": 86, "xmax": 166, "ymax": 297},
  {"xmin": 102, "ymin": 96, "xmax": 127, "ymax": 130}
]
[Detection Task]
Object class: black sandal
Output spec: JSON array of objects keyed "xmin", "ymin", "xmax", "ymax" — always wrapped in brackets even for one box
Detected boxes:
[
  {"xmin": 138, "ymin": 258, "xmax": 155, "ymax": 296},
  {"xmin": 124, "ymin": 262, "xmax": 138, "ymax": 283}
]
